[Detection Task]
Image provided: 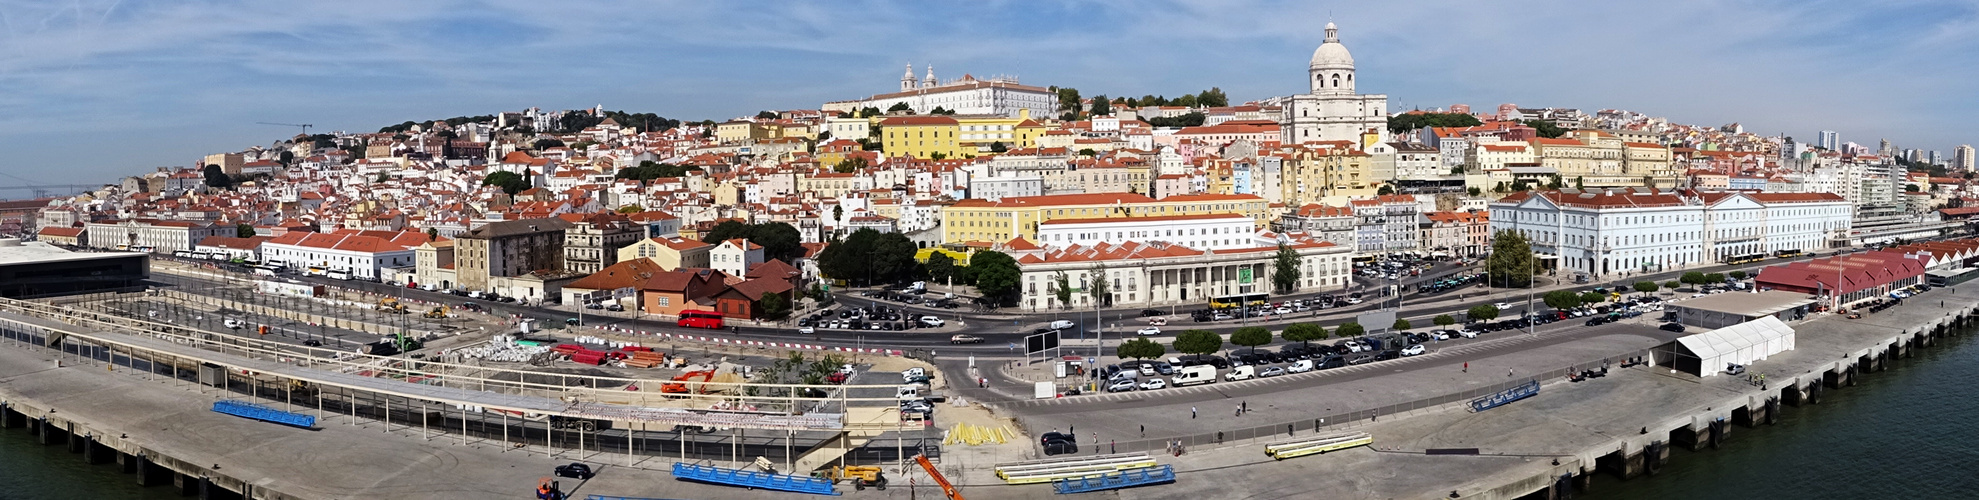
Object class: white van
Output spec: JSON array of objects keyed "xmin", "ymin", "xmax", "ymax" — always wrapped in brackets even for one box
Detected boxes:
[
  {"xmin": 1048, "ymin": 320, "xmax": 1076, "ymax": 330},
  {"xmin": 1288, "ymin": 359, "xmax": 1315, "ymax": 373},
  {"xmin": 1171, "ymin": 365, "xmax": 1216, "ymax": 386},
  {"xmin": 1224, "ymin": 365, "xmax": 1255, "ymax": 381}
]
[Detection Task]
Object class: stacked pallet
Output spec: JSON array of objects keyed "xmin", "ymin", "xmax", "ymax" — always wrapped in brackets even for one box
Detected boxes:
[{"xmin": 621, "ymin": 350, "xmax": 667, "ymax": 368}]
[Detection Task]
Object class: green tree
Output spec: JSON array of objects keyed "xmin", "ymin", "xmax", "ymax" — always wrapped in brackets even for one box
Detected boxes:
[
  {"xmin": 925, "ymin": 252, "xmax": 957, "ymax": 284},
  {"xmin": 1703, "ymin": 273, "xmax": 1725, "ymax": 284},
  {"xmin": 1680, "ymin": 271, "xmax": 1706, "ymax": 285},
  {"xmin": 1089, "ymin": 95, "xmax": 1112, "ymax": 116},
  {"xmin": 1196, "ymin": 87, "xmax": 1229, "ymax": 108},
  {"xmin": 1546, "ymin": 175, "xmax": 1563, "ymax": 189},
  {"xmin": 1521, "ymin": 119, "xmax": 1567, "ymax": 138},
  {"xmin": 1542, "ymin": 290, "xmax": 1582, "ymax": 310},
  {"xmin": 1468, "ymin": 186, "xmax": 1482, "ymax": 197},
  {"xmin": 1172, "ymin": 329, "xmax": 1224, "ymax": 359},
  {"xmin": 1334, "ymin": 322, "xmax": 1365, "ymax": 339},
  {"xmin": 1493, "ymin": 181, "xmax": 1509, "ymax": 193},
  {"xmin": 1386, "ymin": 112, "xmax": 1483, "ymax": 135},
  {"xmin": 757, "ymin": 292, "xmax": 789, "ymax": 319},
  {"xmin": 989, "ymin": 142, "xmax": 1008, "ymax": 153},
  {"xmin": 1086, "ymin": 263, "xmax": 1111, "ymax": 307},
  {"xmin": 818, "ymin": 229, "xmax": 910, "ymax": 285},
  {"xmin": 1271, "ymin": 242, "xmax": 1301, "ymax": 293},
  {"xmin": 1467, "ymin": 305, "xmax": 1500, "ymax": 321},
  {"xmin": 1487, "ymin": 230, "xmax": 1535, "ymax": 288},
  {"xmin": 1579, "ymin": 291, "xmax": 1607, "ymax": 304},
  {"xmin": 235, "ymin": 223, "xmax": 256, "ymax": 238},
  {"xmin": 1433, "ymin": 314, "xmax": 1456, "ymax": 327},
  {"xmin": 756, "ymin": 110, "xmax": 779, "ymax": 119},
  {"xmin": 1377, "ymin": 185, "xmax": 1395, "ymax": 196},
  {"xmin": 1142, "ymin": 112, "xmax": 1207, "ymax": 127},
  {"xmin": 1116, "ymin": 338, "xmax": 1166, "ymax": 361},
  {"xmin": 617, "ymin": 204, "xmax": 644, "ymax": 213},
  {"xmin": 1392, "ymin": 318, "xmax": 1412, "ymax": 331},
  {"xmin": 1574, "ymin": 176, "xmax": 1585, "ymax": 189},
  {"xmin": 887, "ymin": 102, "xmax": 913, "ymax": 113},
  {"xmin": 1230, "ymin": 326, "xmax": 1272, "ymax": 355},
  {"xmin": 858, "ymin": 107, "xmax": 881, "ymax": 118},
  {"xmin": 376, "ymin": 172, "xmax": 390, "ymax": 183},
  {"xmin": 1055, "ymin": 87, "xmax": 1082, "ymax": 114},
  {"xmin": 968, "ymin": 251, "xmax": 1021, "ymax": 305},
  {"xmin": 929, "ymin": 106, "xmax": 948, "ymax": 115},
  {"xmin": 1634, "ymin": 281, "xmax": 1661, "ymax": 294},
  {"xmin": 1664, "ymin": 281, "xmax": 1681, "ymax": 290},
  {"xmin": 202, "ymin": 164, "xmax": 232, "ymax": 189},
  {"xmin": 426, "ymin": 228, "xmax": 439, "ymax": 240},
  {"xmin": 1173, "ymin": 94, "xmax": 1197, "ymax": 108},
  {"xmin": 1730, "ymin": 271, "xmax": 1748, "ymax": 280},
  {"xmin": 532, "ymin": 138, "xmax": 565, "ymax": 150},
  {"xmin": 482, "ymin": 171, "xmax": 529, "ymax": 195},
  {"xmin": 1078, "ymin": 148, "xmax": 1097, "ymax": 156},
  {"xmin": 1051, "ymin": 270, "xmax": 1074, "ymax": 309},
  {"xmin": 1281, "ymin": 323, "xmax": 1328, "ymax": 347}
]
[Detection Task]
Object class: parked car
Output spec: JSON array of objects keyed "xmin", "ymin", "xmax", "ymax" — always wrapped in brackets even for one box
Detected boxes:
[
  {"xmin": 1659, "ymin": 323, "xmax": 1687, "ymax": 333},
  {"xmin": 1259, "ymin": 366, "xmax": 1286, "ymax": 378},
  {"xmin": 1140, "ymin": 309, "xmax": 1165, "ymax": 317},
  {"xmin": 1400, "ymin": 344, "xmax": 1426, "ymax": 356},
  {"xmin": 1456, "ymin": 328, "xmax": 1479, "ymax": 339},
  {"xmin": 1137, "ymin": 327, "xmax": 1162, "ymax": 336},
  {"xmin": 1105, "ymin": 379, "xmax": 1138, "ymax": 393},
  {"xmin": 918, "ymin": 316, "xmax": 944, "ymax": 327},
  {"xmin": 1138, "ymin": 378, "xmax": 1168, "ymax": 390},
  {"xmin": 554, "ymin": 462, "xmax": 595, "ymax": 480}
]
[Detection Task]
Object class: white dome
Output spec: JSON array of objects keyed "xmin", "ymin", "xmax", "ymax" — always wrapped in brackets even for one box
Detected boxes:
[{"xmin": 1309, "ymin": 22, "xmax": 1354, "ymax": 69}]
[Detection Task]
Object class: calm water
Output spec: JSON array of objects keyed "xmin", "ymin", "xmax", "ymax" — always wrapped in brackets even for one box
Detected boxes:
[
  {"xmin": 1586, "ymin": 326, "xmax": 1979, "ymax": 499},
  {"xmin": 0, "ymin": 426, "xmax": 178, "ymax": 500}
]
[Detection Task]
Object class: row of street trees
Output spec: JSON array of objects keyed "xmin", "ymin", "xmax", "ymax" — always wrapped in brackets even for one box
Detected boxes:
[{"xmin": 1113, "ymin": 322, "xmax": 1374, "ymax": 361}]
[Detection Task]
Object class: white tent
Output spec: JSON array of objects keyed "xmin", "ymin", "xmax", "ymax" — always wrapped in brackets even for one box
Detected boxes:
[{"xmin": 1670, "ymin": 316, "xmax": 1796, "ymax": 377}]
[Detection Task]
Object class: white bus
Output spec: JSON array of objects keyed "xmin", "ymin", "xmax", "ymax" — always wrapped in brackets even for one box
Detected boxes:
[{"xmin": 325, "ymin": 270, "xmax": 353, "ymax": 281}]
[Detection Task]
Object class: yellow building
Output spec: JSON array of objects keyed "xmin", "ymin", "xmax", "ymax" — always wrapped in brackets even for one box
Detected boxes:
[
  {"xmin": 1277, "ymin": 142, "xmax": 1380, "ymax": 207},
  {"xmin": 1532, "ymin": 130, "xmax": 1675, "ymax": 188},
  {"xmin": 714, "ymin": 121, "xmax": 776, "ymax": 144},
  {"xmin": 879, "ymin": 111, "xmax": 1046, "ymax": 159},
  {"xmin": 939, "ymin": 192, "xmax": 1270, "ymax": 243}
]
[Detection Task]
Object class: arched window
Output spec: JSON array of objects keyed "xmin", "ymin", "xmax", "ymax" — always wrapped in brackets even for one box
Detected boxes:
[{"xmin": 1331, "ymin": 77, "xmax": 1340, "ymax": 88}]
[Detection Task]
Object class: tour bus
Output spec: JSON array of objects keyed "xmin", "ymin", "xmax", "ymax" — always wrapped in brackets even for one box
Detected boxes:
[
  {"xmin": 677, "ymin": 310, "xmax": 725, "ymax": 329},
  {"xmin": 172, "ymin": 250, "xmax": 194, "ymax": 258},
  {"xmin": 251, "ymin": 265, "xmax": 281, "ymax": 277},
  {"xmin": 305, "ymin": 267, "xmax": 329, "ymax": 277},
  {"xmin": 325, "ymin": 269, "xmax": 353, "ymax": 281},
  {"xmin": 1774, "ymin": 249, "xmax": 1803, "ymax": 259}
]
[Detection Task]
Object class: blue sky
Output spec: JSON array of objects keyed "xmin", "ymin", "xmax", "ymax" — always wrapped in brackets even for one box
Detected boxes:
[{"xmin": 1, "ymin": 0, "xmax": 1975, "ymax": 189}]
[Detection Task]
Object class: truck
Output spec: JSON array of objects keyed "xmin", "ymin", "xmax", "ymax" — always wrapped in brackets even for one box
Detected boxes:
[{"xmin": 1171, "ymin": 364, "xmax": 1216, "ymax": 386}]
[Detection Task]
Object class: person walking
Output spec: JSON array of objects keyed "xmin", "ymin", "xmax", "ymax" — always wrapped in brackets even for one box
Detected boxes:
[
  {"xmin": 1508, "ymin": 367, "xmax": 1514, "ymax": 378},
  {"xmin": 1139, "ymin": 424, "xmax": 1145, "ymax": 437},
  {"xmin": 1191, "ymin": 406, "xmax": 1197, "ymax": 419},
  {"xmin": 1463, "ymin": 361, "xmax": 1468, "ymax": 373}
]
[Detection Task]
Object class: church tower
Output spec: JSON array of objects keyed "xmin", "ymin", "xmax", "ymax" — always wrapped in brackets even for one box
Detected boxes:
[
  {"xmin": 902, "ymin": 64, "xmax": 916, "ymax": 91},
  {"xmin": 923, "ymin": 64, "xmax": 937, "ymax": 88}
]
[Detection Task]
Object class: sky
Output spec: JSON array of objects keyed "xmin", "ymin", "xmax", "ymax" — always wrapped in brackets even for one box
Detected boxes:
[{"xmin": 1, "ymin": 0, "xmax": 1976, "ymax": 191}]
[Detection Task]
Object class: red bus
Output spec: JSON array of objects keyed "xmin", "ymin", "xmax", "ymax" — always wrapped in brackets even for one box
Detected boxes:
[{"xmin": 677, "ymin": 310, "xmax": 725, "ymax": 329}]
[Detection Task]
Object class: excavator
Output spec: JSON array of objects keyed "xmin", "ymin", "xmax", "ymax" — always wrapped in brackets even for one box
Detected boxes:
[
  {"xmin": 423, "ymin": 306, "xmax": 450, "ymax": 319},
  {"xmin": 375, "ymin": 298, "xmax": 408, "ymax": 314},
  {"xmin": 661, "ymin": 370, "xmax": 716, "ymax": 396}
]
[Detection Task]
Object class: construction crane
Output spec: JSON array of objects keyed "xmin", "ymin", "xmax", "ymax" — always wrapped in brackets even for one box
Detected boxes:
[{"xmin": 257, "ymin": 122, "xmax": 313, "ymax": 135}]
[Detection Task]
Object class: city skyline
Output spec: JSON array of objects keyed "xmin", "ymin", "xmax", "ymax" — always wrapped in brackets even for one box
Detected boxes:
[{"xmin": 2, "ymin": 0, "xmax": 1976, "ymax": 185}]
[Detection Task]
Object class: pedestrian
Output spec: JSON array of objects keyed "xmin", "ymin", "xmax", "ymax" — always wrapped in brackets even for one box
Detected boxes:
[
  {"xmin": 1242, "ymin": 400, "xmax": 1248, "ymax": 413},
  {"xmin": 1111, "ymin": 440, "xmax": 1116, "ymax": 454},
  {"xmin": 1463, "ymin": 361, "xmax": 1468, "ymax": 373},
  {"xmin": 1508, "ymin": 367, "xmax": 1514, "ymax": 378},
  {"xmin": 1069, "ymin": 425, "xmax": 1075, "ymax": 435},
  {"xmin": 1235, "ymin": 407, "xmax": 1242, "ymax": 417},
  {"xmin": 1140, "ymin": 424, "xmax": 1145, "ymax": 437},
  {"xmin": 1217, "ymin": 431, "xmax": 1224, "ymax": 443},
  {"xmin": 1191, "ymin": 406, "xmax": 1197, "ymax": 419}
]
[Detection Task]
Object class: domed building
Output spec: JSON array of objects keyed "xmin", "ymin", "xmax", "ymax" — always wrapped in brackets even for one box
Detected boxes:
[{"xmin": 1280, "ymin": 23, "xmax": 1390, "ymax": 146}]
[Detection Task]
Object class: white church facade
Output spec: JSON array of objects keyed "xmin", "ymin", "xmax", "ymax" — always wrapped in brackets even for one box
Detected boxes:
[{"xmin": 823, "ymin": 64, "xmax": 1057, "ymax": 119}]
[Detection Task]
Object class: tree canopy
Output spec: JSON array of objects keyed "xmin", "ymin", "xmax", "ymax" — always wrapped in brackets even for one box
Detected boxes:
[
  {"xmin": 815, "ymin": 228, "xmax": 916, "ymax": 286},
  {"xmin": 1386, "ymin": 112, "xmax": 1481, "ymax": 135},
  {"xmin": 482, "ymin": 171, "xmax": 530, "ymax": 195},
  {"xmin": 1522, "ymin": 119, "xmax": 1567, "ymax": 139},
  {"xmin": 1467, "ymin": 305, "xmax": 1500, "ymax": 321},
  {"xmin": 1116, "ymin": 338, "xmax": 1166, "ymax": 361},
  {"xmin": 1230, "ymin": 326, "xmax": 1272, "ymax": 354},
  {"xmin": 616, "ymin": 161, "xmax": 701, "ymax": 182},
  {"xmin": 1542, "ymin": 290, "xmax": 1582, "ymax": 310},
  {"xmin": 1282, "ymin": 323, "xmax": 1328, "ymax": 346},
  {"xmin": 1172, "ymin": 329, "xmax": 1224, "ymax": 357},
  {"xmin": 1486, "ymin": 229, "xmax": 1535, "ymax": 288},
  {"xmin": 1142, "ymin": 112, "xmax": 1206, "ymax": 128},
  {"xmin": 201, "ymin": 164, "xmax": 232, "ymax": 189},
  {"xmin": 1334, "ymin": 322, "xmax": 1365, "ymax": 338},
  {"xmin": 969, "ymin": 251, "xmax": 1021, "ymax": 306},
  {"xmin": 700, "ymin": 221, "xmax": 805, "ymax": 264},
  {"xmin": 1272, "ymin": 242, "xmax": 1301, "ymax": 293}
]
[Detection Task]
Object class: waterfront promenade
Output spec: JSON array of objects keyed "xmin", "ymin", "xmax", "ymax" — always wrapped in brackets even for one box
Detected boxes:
[{"xmin": 0, "ymin": 285, "xmax": 1969, "ymax": 499}]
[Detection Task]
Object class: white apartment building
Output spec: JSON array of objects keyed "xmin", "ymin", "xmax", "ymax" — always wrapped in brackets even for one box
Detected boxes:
[
  {"xmin": 1490, "ymin": 189, "xmax": 1851, "ymax": 278},
  {"xmin": 822, "ymin": 65, "xmax": 1056, "ymax": 118},
  {"xmin": 259, "ymin": 230, "xmax": 430, "ymax": 279},
  {"xmin": 83, "ymin": 219, "xmax": 228, "ymax": 254},
  {"xmin": 708, "ymin": 238, "xmax": 765, "ymax": 278},
  {"xmin": 1036, "ymin": 213, "xmax": 1257, "ymax": 251}
]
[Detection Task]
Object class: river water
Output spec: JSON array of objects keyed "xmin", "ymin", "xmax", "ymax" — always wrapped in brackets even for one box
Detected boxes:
[
  {"xmin": 1, "ymin": 331, "xmax": 1975, "ymax": 499},
  {"xmin": 1586, "ymin": 326, "xmax": 1979, "ymax": 499}
]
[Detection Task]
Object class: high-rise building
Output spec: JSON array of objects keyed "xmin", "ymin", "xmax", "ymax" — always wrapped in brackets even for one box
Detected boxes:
[
  {"xmin": 1955, "ymin": 144, "xmax": 1976, "ymax": 172},
  {"xmin": 1931, "ymin": 150, "xmax": 1943, "ymax": 165},
  {"xmin": 1817, "ymin": 130, "xmax": 1840, "ymax": 150}
]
